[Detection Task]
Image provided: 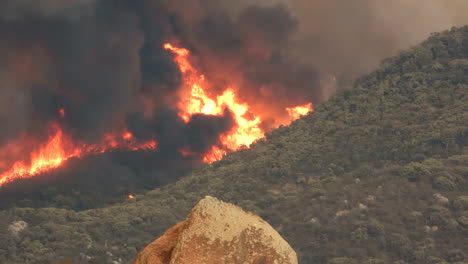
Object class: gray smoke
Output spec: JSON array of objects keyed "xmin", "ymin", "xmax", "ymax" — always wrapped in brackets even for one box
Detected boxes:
[{"xmin": 0, "ymin": 0, "xmax": 97, "ymax": 20}]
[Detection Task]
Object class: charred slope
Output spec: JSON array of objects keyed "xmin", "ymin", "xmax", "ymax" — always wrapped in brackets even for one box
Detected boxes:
[
  {"xmin": 0, "ymin": 150, "xmax": 197, "ymax": 211},
  {"xmin": 1, "ymin": 26, "xmax": 468, "ymax": 264}
]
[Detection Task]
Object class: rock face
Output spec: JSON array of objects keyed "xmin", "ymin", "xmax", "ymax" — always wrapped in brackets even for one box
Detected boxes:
[{"xmin": 133, "ymin": 196, "xmax": 298, "ymax": 264}]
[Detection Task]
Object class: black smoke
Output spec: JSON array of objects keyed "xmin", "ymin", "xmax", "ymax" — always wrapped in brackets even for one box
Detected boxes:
[
  {"xmin": 0, "ymin": 0, "xmax": 320, "ymax": 170},
  {"xmin": 0, "ymin": 0, "xmax": 466, "ymax": 208},
  {"xmin": 1, "ymin": 0, "xmax": 314, "ymax": 208},
  {"xmin": 127, "ymin": 106, "xmax": 234, "ymax": 159}
]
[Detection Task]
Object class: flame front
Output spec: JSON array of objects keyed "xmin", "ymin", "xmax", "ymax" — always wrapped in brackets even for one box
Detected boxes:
[
  {"xmin": 164, "ymin": 43, "xmax": 312, "ymax": 162},
  {"xmin": 0, "ymin": 43, "xmax": 313, "ymax": 187},
  {"xmin": 286, "ymin": 103, "xmax": 313, "ymax": 120},
  {"xmin": 1, "ymin": 124, "xmax": 74, "ymax": 183},
  {"xmin": 0, "ymin": 122, "xmax": 156, "ymax": 187}
]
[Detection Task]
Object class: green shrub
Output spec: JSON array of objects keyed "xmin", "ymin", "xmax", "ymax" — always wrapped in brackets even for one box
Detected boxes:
[
  {"xmin": 427, "ymin": 205, "xmax": 452, "ymax": 226},
  {"xmin": 458, "ymin": 216, "xmax": 468, "ymax": 228},
  {"xmin": 445, "ymin": 249, "xmax": 466, "ymax": 262},
  {"xmin": 328, "ymin": 257, "xmax": 357, "ymax": 264},
  {"xmin": 405, "ymin": 211, "xmax": 424, "ymax": 226},
  {"xmin": 387, "ymin": 233, "xmax": 413, "ymax": 259},
  {"xmin": 350, "ymin": 227, "xmax": 369, "ymax": 242},
  {"xmin": 454, "ymin": 196, "xmax": 468, "ymax": 210},
  {"xmin": 352, "ymin": 165, "xmax": 376, "ymax": 179},
  {"xmin": 363, "ymin": 258, "xmax": 384, "ymax": 264},
  {"xmin": 366, "ymin": 218, "xmax": 385, "ymax": 237},
  {"xmin": 398, "ymin": 162, "xmax": 430, "ymax": 182},
  {"xmin": 432, "ymin": 173, "xmax": 457, "ymax": 190}
]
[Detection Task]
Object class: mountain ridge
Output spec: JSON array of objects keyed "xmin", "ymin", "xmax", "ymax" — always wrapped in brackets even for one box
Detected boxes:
[{"xmin": 1, "ymin": 26, "xmax": 468, "ymax": 264}]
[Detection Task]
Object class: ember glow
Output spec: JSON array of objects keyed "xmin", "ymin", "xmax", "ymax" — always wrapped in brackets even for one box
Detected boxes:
[
  {"xmin": 58, "ymin": 108, "xmax": 66, "ymax": 119},
  {"xmin": 165, "ymin": 43, "xmax": 313, "ymax": 162},
  {"xmin": 0, "ymin": 122, "xmax": 157, "ymax": 187}
]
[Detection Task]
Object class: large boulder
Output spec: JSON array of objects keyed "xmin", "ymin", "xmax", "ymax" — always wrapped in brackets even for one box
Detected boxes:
[{"xmin": 134, "ymin": 196, "xmax": 298, "ymax": 264}]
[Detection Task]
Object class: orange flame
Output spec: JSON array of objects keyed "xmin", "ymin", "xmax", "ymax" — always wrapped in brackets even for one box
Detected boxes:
[
  {"xmin": 286, "ymin": 103, "xmax": 313, "ymax": 120},
  {"xmin": 122, "ymin": 131, "xmax": 133, "ymax": 140},
  {"xmin": 0, "ymin": 43, "xmax": 314, "ymax": 186},
  {"xmin": 165, "ymin": 43, "xmax": 313, "ymax": 162},
  {"xmin": 164, "ymin": 44, "xmax": 264, "ymax": 159},
  {"xmin": 0, "ymin": 124, "xmax": 157, "ymax": 187}
]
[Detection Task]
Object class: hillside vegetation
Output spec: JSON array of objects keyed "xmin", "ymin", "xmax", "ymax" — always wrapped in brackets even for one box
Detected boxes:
[{"xmin": 1, "ymin": 26, "xmax": 468, "ymax": 264}]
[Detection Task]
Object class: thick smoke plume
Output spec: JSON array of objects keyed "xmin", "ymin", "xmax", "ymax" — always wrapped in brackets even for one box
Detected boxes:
[
  {"xmin": 0, "ymin": 0, "xmax": 467, "ymax": 201},
  {"xmin": 228, "ymin": 0, "xmax": 468, "ymax": 95}
]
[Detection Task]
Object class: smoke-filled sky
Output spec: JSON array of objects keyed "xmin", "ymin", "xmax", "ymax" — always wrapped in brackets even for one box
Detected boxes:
[
  {"xmin": 228, "ymin": 0, "xmax": 468, "ymax": 78},
  {"xmin": 0, "ymin": 0, "xmax": 467, "ymax": 168}
]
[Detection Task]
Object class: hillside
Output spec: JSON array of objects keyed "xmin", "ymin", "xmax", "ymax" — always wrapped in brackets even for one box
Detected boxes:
[{"xmin": 1, "ymin": 26, "xmax": 468, "ymax": 264}]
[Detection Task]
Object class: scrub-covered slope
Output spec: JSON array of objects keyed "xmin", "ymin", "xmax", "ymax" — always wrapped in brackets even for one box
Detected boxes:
[{"xmin": 1, "ymin": 26, "xmax": 468, "ymax": 264}]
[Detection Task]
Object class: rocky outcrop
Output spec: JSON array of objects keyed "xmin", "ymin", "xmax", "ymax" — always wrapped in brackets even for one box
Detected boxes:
[
  {"xmin": 133, "ymin": 222, "xmax": 185, "ymax": 264},
  {"xmin": 133, "ymin": 196, "xmax": 298, "ymax": 264},
  {"xmin": 8, "ymin": 220, "xmax": 28, "ymax": 236}
]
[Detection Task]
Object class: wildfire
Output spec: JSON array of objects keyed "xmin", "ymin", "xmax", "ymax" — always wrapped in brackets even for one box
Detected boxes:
[
  {"xmin": 0, "ymin": 123, "xmax": 157, "ymax": 187},
  {"xmin": 0, "ymin": 43, "xmax": 313, "ymax": 187},
  {"xmin": 164, "ymin": 44, "xmax": 264, "ymax": 159},
  {"xmin": 164, "ymin": 43, "xmax": 313, "ymax": 162},
  {"xmin": 58, "ymin": 108, "xmax": 66, "ymax": 119},
  {"xmin": 286, "ymin": 103, "xmax": 313, "ymax": 120},
  {"xmin": 122, "ymin": 131, "xmax": 133, "ymax": 140}
]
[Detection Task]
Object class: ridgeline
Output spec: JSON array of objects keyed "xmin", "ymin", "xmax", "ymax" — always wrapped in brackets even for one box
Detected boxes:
[{"xmin": 1, "ymin": 26, "xmax": 468, "ymax": 264}]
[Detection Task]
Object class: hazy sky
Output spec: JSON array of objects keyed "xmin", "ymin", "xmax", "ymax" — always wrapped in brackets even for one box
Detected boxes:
[{"xmin": 225, "ymin": 0, "xmax": 468, "ymax": 81}]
